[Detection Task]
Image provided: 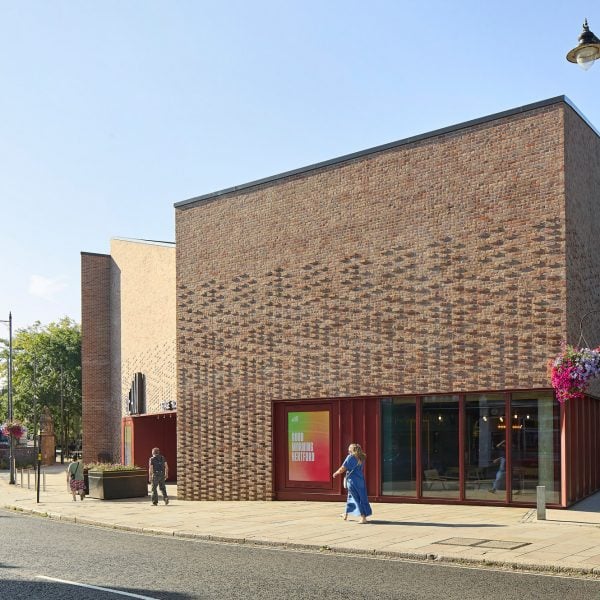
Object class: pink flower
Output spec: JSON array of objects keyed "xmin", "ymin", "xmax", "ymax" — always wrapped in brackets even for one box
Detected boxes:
[
  {"xmin": 550, "ymin": 344, "xmax": 600, "ymax": 402},
  {"xmin": 1, "ymin": 421, "xmax": 24, "ymax": 439}
]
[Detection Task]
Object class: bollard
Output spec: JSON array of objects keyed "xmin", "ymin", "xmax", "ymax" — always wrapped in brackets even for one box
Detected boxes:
[
  {"xmin": 43, "ymin": 469, "xmax": 46, "ymax": 492},
  {"xmin": 536, "ymin": 485, "xmax": 546, "ymax": 520},
  {"xmin": 19, "ymin": 468, "xmax": 22, "ymax": 487}
]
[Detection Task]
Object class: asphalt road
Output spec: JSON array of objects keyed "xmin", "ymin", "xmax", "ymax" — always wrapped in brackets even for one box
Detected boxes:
[{"xmin": 1, "ymin": 509, "xmax": 599, "ymax": 600}]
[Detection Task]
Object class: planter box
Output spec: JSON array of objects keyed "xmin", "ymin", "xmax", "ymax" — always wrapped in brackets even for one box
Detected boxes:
[{"xmin": 88, "ymin": 469, "xmax": 148, "ymax": 500}]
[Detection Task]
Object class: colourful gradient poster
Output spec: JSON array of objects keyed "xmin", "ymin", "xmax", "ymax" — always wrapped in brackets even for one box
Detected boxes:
[{"xmin": 288, "ymin": 411, "xmax": 330, "ymax": 481}]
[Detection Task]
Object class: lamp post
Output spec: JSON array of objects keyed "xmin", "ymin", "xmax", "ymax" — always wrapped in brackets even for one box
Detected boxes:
[
  {"xmin": 32, "ymin": 362, "xmax": 42, "ymax": 503},
  {"xmin": 567, "ymin": 19, "xmax": 600, "ymax": 70},
  {"xmin": 60, "ymin": 365, "xmax": 65, "ymax": 465},
  {"xmin": 0, "ymin": 313, "xmax": 15, "ymax": 485},
  {"xmin": 36, "ymin": 422, "xmax": 42, "ymax": 503}
]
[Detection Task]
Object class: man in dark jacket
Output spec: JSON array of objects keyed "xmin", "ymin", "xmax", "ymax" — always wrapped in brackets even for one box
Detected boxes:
[{"xmin": 149, "ymin": 447, "xmax": 169, "ymax": 506}]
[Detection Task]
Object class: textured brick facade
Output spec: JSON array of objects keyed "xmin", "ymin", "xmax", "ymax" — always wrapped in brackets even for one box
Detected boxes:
[
  {"xmin": 564, "ymin": 109, "xmax": 600, "ymax": 396},
  {"xmin": 81, "ymin": 240, "xmax": 176, "ymax": 463},
  {"xmin": 81, "ymin": 252, "xmax": 115, "ymax": 463},
  {"xmin": 175, "ymin": 98, "xmax": 600, "ymax": 501}
]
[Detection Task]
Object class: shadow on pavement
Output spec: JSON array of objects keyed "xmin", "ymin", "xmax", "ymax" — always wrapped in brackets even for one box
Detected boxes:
[
  {"xmin": 368, "ymin": 520, "xmax": 503, "ymax": 527},
  {"xmin": 547, "ymin": 518, "xmax": 600, "ymax": 525},
  {"xmin": 566, "ymin": 490, "xmax": 600, "ymax": 512},
  {"xmin": 0, "ymin": 577, "xmax": 194, "ymax": 600}
]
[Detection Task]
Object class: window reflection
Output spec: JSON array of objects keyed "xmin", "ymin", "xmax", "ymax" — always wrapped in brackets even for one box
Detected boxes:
[
  {"xmin": 379, "ymin": 391, "xmax": 560, "ymax": 505},
  {"xmin": 422, "ymin": 395, "xmax": 459, "ymax": 499},
  {"xmin": 465, "ymin": 394, "xmax": 505, "ymax": 501},
  {"xmin": 510, "ymin": 392, "xmax": 560, "ymax": 504},
  {"xmin": 381, "ymin": 397, "xmax": 416, "ymax": 496}
]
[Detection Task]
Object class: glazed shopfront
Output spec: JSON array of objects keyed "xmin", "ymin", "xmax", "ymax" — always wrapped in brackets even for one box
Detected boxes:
[{"xmin": 273, "ymin": 390, "xmax": 571, "ymax": 507}]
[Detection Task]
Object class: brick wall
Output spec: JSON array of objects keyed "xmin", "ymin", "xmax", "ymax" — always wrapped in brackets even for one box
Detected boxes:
[
  {"xmin": 564, "ymin": 107, "xmax": 600, "ymax": 396},
  {"xmin": 110, "ymin": 239, "xmax": 176, "ymax": 420},
  {"xmin": 176, "ymin": 101, "xmax": 575, "ymax": 500},
  {"xmin": 81, "ymin": 252, "xmax": 116, "ymax": 463},
  {"xmin": 82, "ymin": 241, "xmax": 176, "ymax": 465}
]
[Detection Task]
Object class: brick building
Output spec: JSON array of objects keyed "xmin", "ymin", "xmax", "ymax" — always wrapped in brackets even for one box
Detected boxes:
[
  {"xmin": 81, "ymin": 238, "xmax": 177, "ymax": 475},
  {"xmin": 83, "ymin": 96, "xmax": 600, "ymax": 507},
  {"xmin": 174, "ymin": 96, "xmax": 600, "ymax": 508}
]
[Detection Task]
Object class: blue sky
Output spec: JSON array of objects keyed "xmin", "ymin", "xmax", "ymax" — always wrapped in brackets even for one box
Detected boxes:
[{"xmin": 1, "ymin": 1, "xmax": 598, "ymax": 331}]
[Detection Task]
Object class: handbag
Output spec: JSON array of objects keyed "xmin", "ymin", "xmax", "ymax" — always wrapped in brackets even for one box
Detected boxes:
[{"xmin": 342, "ymin": 463, "xmax": 359, "ymax": 489}]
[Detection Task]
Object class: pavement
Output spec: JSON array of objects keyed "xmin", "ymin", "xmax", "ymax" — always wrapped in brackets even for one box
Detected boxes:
[{"xmin": 3, "ymin": 464, "xmax": 600, "ymax": 578}]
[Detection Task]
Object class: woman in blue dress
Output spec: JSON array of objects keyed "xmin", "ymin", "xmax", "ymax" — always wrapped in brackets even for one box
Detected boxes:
[{"xmin": 333, "ymin": 443, "xmax": 372, "ymax": 523}]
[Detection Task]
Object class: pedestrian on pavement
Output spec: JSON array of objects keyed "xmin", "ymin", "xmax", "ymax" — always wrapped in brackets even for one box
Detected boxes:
[
  {"xmin": 67, "ymin": 458, "xmax": 85, "ymax": 501},
  {"xmin": 333, "ymin": 443, "xmax": 372, "ymax": 523},
  {"xmin": 149, "ymin": 447, "xmax": 169, "ymax": 506}
]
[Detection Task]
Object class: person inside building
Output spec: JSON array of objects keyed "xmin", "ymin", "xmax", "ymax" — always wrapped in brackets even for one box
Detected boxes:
[
  {"xmin": 149, "ymin": 447, "xmax": 169, "ymax": 506},
  {"xmin": 333, "ymin": 443, "xmax": 372, "ymax": 523},
  {"xmin": 489, "ymin": 440, "xmax": 506, "ymax": 494}
]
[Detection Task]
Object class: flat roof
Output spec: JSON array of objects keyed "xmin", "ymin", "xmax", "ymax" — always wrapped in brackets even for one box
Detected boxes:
[
  {"xmin": 175, "ymin": 95, "xmax": 595, "ymax": 210},
  {"xmin": 111, "ymin": 237, "xmax": 175, "ymax": 247}
]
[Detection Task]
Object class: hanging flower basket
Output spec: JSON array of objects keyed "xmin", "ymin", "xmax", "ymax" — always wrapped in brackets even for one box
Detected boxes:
[
  {"xmin": 550, "ymin": 344, "xmax": 600, "ymax": 403},
  {"xmin": 1, "ymin": 421, "xmax": 25, "ymax": 440}
]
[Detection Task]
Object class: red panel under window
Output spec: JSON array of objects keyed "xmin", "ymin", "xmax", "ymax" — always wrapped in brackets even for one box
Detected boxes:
[{"xmin": 121, "ymin": 413, "xmax": 177, "ymax": 481}]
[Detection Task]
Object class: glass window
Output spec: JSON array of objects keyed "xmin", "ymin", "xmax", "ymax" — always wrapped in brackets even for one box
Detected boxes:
[
  {"xmin": 422, "ymin": 395, "xmax": 459, "ymax": 499},
  {"xmin": 124, "ymin": 423, "xmax": 132, "ymax": 466},
  {"xmin": 464, "ymin": 394, "xmax": 506, "ymax": 501},
  {"xmin": 510, "ymin": 392, "xmax": 560, "ymax": 504},
  {"xmin": 381, "ymin": 397, "xmax": 416, "ymax": 496}
]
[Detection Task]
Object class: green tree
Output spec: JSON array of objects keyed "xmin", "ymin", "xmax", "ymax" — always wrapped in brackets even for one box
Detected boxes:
[{"xmin": 0, "ymin": 318, "xmax": 81, "ymax": 451}]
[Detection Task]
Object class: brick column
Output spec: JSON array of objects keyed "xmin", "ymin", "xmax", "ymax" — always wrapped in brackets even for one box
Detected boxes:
[{"xmin": 81, "ymin": 252, "xmax": 115, "ymax": 463}]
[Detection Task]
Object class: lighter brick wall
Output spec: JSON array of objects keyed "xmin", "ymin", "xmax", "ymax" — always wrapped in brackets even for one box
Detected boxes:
[
  {"xmin": 110, "ymin": 239, "xmax": 176, "ymax": 425},
  {"xmin": 176, "ymin": 103, "xmax": 570, "ymax": 500},
  {"xmin": 82, "ymin": 241, "xmax": 176, "ymax": 465}
]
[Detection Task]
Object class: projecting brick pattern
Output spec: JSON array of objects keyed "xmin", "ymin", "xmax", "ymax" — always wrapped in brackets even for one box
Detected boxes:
[
  {"xmin": 176, "ymin": 103, "xmax": 570, "ymax": 501},
  {"xmin": 121, "ymin": 340, "xmax": 177, "ymax": 414},
  {"xmin": 564, "ymin": 108, "xmax": 600, "ymax": 397}
]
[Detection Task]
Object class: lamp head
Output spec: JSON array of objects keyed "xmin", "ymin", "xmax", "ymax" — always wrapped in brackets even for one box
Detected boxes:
[{"xmin": 567, "ymin": 19, "xmax": 600, "ymax": 70}]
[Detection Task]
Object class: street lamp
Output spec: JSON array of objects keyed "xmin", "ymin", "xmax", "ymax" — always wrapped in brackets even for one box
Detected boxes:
[
  {"xmin": 0, "ymin": 313, "xmax": 15, "ymax": 485},
  {"xmin": 59, "ymin": 365, "xmax": 65, "ymax": 465},
  {"xmin": 567, "ymin": 19, "xmax": 600, "ymax": 70},
  {"xmin": 31, "ymin": 362, "xmax": 42, "ymax": 503},
  {"xmin": 36, "ymin": 422, "xmax": 42, "ymax": 503}
]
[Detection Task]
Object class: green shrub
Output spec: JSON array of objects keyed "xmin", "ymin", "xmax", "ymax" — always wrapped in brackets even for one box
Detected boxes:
[{"xmin": 85, "ymin": 462, "xmax": 145, "ymax": 472}]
